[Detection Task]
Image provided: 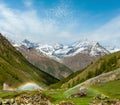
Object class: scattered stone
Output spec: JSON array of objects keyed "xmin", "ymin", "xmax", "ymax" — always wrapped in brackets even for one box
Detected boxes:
[
  {"xmin": 0, "ymin": 91, "xmax": 52, "ymax": 105},
  {"xmin": 0, "ymin": 98, "xmax": 2, "ymax": 105},
  {"xmin": 94, "ymin": 94, "xmax": 109, "ymax": 100},
  {"xmin": 59, "ymin": 101, "xmax": 75, "ymax": 105},
  {"xmin": 89, "ymin": 97, "xmax": 120, "ymax": 105}
]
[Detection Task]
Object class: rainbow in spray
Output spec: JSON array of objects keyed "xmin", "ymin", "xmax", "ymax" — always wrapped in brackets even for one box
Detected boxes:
[{"xmin": 16, "ymin": 82, "xmax": 42, "ymax": 90}]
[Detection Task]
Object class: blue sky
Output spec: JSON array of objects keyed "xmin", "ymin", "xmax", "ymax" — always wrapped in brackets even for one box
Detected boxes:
[{"xmin": 0, "ymin": 0, "xmax": 120, "ymax": 46}]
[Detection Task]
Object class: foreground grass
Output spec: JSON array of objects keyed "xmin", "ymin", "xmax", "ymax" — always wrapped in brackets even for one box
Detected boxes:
[
  {"xmin": 43, "ymin": 89, "xmax": 93, "ymax": 105},
  {"xmin": 90, "ymin": 80, "xmax": 120, "ymax": 99},
  {"xmin": 0, "ymin": 91, "xmax": 33, "ymax": 99},
  {"xmin": 0, "ymin": 80, "xmax": 119, "ymax": 105}
]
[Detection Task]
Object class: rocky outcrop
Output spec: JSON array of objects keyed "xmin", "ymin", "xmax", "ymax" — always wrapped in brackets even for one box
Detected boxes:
[
  {"xmin": 80, "ymin": 68, "xmax": 120, "ymax": 86},
  {"xmin": 0, "ymin": 91, "xmax": 51, "ymax": 105},
  {"xmin": 70, "ymin": 87, "xmax": 88, "ymax": 98},
  {"xmin": 89, "ymin": 97, "xmax": 120, "ymax": 105},
  {"xmin": 17, "ymin": 46, "xmax": 73, "ymax": 80},
  {"xmin": 59, "ymin": 101, "xmax": 75, "ymax": 105},
  {"xmin": 62, "ymin": 53, "xmax": 98, "ymax": 71}
]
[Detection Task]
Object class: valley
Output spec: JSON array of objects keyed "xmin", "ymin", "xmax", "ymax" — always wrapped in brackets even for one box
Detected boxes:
[
  {"xmin": 0, "ymin": 33, "xmax": 120, "ymax": 105},
  {"xmin": 0, "ymin": 0, "xmax": 120, "ymax": 104}
]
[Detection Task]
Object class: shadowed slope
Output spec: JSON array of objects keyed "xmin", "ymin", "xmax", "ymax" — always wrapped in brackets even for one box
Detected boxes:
[{"xmin": 0, "ymin": 33, "xmax": 58, "ymax": 89}]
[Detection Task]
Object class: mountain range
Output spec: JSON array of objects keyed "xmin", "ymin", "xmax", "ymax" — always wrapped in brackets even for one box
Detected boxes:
[
  {"xmin": 12, "ymin": 39, "xmax": 114, "ymax": 72},
  {"xmin": 13, "ymin": 39, "xmax": 110, "ymax": 58},
  {"xmin": 0, "ymin": 33, "xmax": 120, "ymax": 105},
  {"xmin": 16, "ymin": 45, "xmax": 73, "ymax": 80}
]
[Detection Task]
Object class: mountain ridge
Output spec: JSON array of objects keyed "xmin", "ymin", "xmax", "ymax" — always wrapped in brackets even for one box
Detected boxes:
[
  {"xmin": 12, "ymin": 39, "xmax": 111, "ymax": 71},
  {"xmin": 0, "ymin": 33, "xmax": 58, "ymax": 89},
  {"xmin": 15, "ymin": 39, "xmax": 109, "ymax": 59},
  {"xmin": 16, "ymin": 45, "xmax": 73, "ymax": 80}
]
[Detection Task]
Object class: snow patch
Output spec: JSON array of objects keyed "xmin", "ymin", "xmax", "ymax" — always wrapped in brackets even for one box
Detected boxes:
[{"xmin": 11, "ymin": 39, "xmax": 110, "ymax": 60}]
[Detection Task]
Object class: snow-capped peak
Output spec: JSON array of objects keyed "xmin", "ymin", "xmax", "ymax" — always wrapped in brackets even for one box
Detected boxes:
[
  {"xmin": 12, "ymin": 39, "xmax": 111, "ymax": 59},
  {"xmin": 72, "ymin": 40, "xmax": 97, "ymax": 48},
  {"xmin": 22, "ymin": 39, "xmax": 39, "ymax": 49},
  {"xmin": 67, "ymin": 40, "xmax": 109, "ymax": 56}
]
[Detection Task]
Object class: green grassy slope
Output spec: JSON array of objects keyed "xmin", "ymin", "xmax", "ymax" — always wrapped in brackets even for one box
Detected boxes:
[
  {"xmin": 65, "ymin": 68, "xmax": 120, "ymax": 97},
  {"xmin": 0, "ymin": 33, "xmax": 58, "ymax": 89},
  {"xmin": 43, "ymin": 89, "xmax": 93, "ymax": 105},
  {"xmin": 62, "ymin": 68, "xmax": 120, "ymax": 105},
  {"xmin": 1, "ymin": 69, "xmax": 119, "ymax": 105},
  {"xmin": 1, "ymin": 80, "xmax": 119, "ymax": 105},
  {"xmin": 49, "ymin": 68, "xmax": 84, "ymax": 88},
  {"xmin": 90, "ymin": 80, "xmax": 120, "ymax": 99},
  {"xmin": 61, "ymin": 51, "xmax": 120, "ymax": 88}
]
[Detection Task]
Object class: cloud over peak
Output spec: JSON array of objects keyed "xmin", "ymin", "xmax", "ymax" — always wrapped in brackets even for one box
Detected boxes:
[
  {"xmin": 0, "ymin": 2, "xmax": 74, "ymax": 43},
  {"xmin": 0, "ymin": 0, "xmax": 120, "ymax": 46}
]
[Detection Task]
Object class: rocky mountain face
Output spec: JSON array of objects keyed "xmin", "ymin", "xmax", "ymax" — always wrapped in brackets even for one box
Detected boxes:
[
  {"xmin": 62, "ymin": 53, "xmax": 97, "ymax": 71},
  {"xmin": 13, "ymin": 39, "xmax": 110, "ymax": 71},
  {"xmin": 61, "ymin": 41, "xmax": 109, "ymax": 71},
  {"xmin": 16, "ymin": 45, "xmax": 73, "ymax": 80}
]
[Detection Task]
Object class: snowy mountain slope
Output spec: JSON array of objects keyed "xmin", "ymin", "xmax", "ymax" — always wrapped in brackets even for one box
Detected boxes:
[
  {"xmin": 12, "ymin": 39, "xmax": 120, "ymax": 71},
  {"xmin": 17, "ymin": 39, "xmax": 109, "ymax": 59},
  {"xmin": 104, "ymin": 45, "xmax": 120, "ymax": 53}
]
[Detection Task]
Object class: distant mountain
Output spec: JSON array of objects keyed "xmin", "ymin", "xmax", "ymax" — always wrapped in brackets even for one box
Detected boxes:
[
  {"xmin": 18, "ymin": 39, "xmax": 109, "ymax": 58},
  {"xmin": 61, "ymin": 41, "xmax": 109, "ymax": 71},
  {"xmin": 22, "ymin": 39, "xmax": 39, "ymax": 49},
  {"xmin": 0, "ymin": 33, "xmax": 58, "ymax": 89},
  {"xmin": 13, "ymin": 39, "xmax": 110, "ymax": 71},
  {"xmin": 62, "ymin": 53, "xmax": 97, "ymax": 71},
  {"xmin": 16, "ymin": 45, "xmax": 73, "ymax": 80}
]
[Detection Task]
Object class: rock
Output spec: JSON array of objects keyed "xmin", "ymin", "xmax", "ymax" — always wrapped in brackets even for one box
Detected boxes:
[
  {"xmin": 0, "ymin": 90, "xmax": 52, "ymax": 105},
  {"xmin": 90, "ymin": 97, "xmax": 120, "ymax": 105},
  {"xmin": 70, "ymin": 88, "xmax": 87, "ymax": 98},
  {"xmin": 0, "ymin": 101, "xmax": 2, "ymax": 105},
  {"xmin": 94, "ymin": 94, "xmax": 109, "ymax": 100},
  {"xmin": 0, "ymin": 98, "xmax": 2, "ymax": 105},
  {"xmin": 10, "ymin": 98, "xmax": 15, "ymax": 104},
  {"xmin": 59, "ymin": 101, "xmax": 75, "ymax": 105},
  {"xmin": 115, "ymin": 101, "xmax": 120, "ymax": 105}
]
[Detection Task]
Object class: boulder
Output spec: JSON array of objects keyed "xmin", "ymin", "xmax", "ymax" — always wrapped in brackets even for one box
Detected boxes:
[{"xmin": 70, "ymin": 87, "xmax": 87, "ymax": 98}]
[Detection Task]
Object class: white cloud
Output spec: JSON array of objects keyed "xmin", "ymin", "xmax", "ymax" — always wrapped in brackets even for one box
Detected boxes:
[
  {"xmin": 71, "ymin": 15, "xmax": 120, "ymax": 47},
  {"xmin": 0, "ymin": 2, "xmax": 75, "ymax": 43},
  {"xmin": 1, "ymin": 1, "xmax": 120, "ymax": 46},
  {"xmin": 89, "ymin": 15, "xmax": 120, "ymax": 42}
]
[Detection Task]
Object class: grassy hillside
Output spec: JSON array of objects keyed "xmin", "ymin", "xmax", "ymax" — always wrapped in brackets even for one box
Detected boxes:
[
  {"xmin": 0, "ymin": 33, "xmax": 58, "ymax": 89},
  {"xmin": 90, "ymin": 80, "xmax": 120, "ymax": 99},
  {"xmin": 61, "ymin": 69, "xmax": 120, "ymax": 104},
  {"xmin": 61, "ymin": 51, "xmax": 120, "ymax": 88},
  {"xmin": 1, "ymin": 69, "xmax": 119, "ymax": 105},
  {"xmin": 65, "ymin": 68, "xmax": 120, "ymax": 95},
  {"xmin": 49, "ymin": 68, "xmax": 84, "ymax": 89}
]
